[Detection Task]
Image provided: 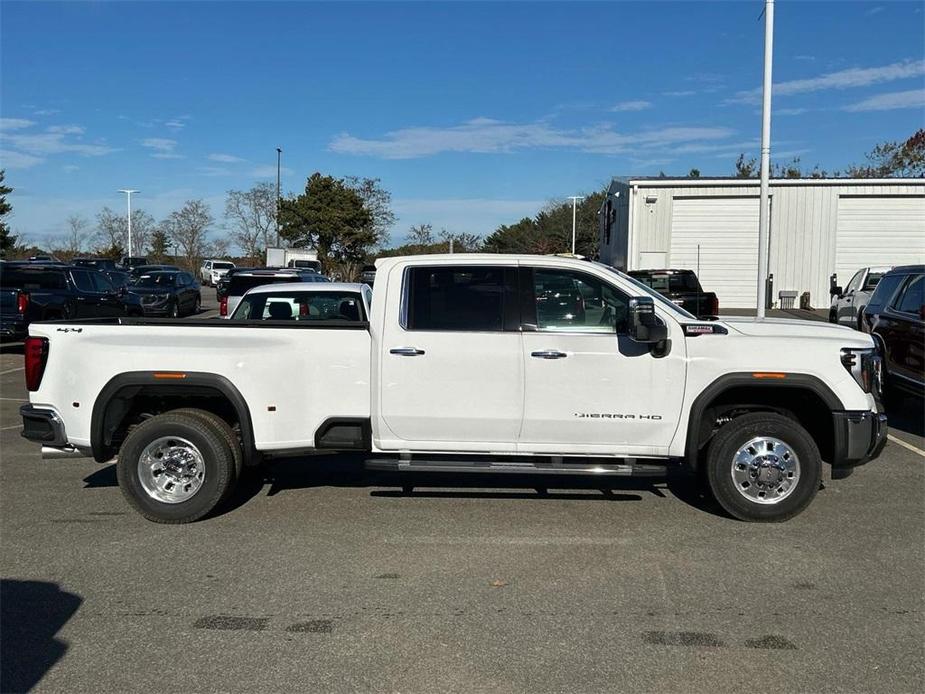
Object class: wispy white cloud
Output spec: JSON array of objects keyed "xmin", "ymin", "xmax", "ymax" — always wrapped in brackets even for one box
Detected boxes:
[
  {"xmin": 392, "ymin": 197, "xmax": 547, "ymax": 238},
  {"xmin": 329, "ymin": 117, "xmax": 734, "ymax": 159},
  {"xmin": 32, "ymin": 108, "xmax": 61, "ymax": 117},
  {"xmin": 663, "ymin": 90, "xmax": 696, "ymax": 97},
  {"xmin": 47, "ymin": 125, "xmax": 85, "ymax": 135},
  {"xmin": 775, "ymin": 107, "xmax": 809, "ymax": 116},
  {"xmin": 794, "ymin": 55, "xmax": 816, "ymax": 63},
  {"xmin": 164, "ymin": 119, "xmax": 186, "ymax": 130},
  {"xmin": 2, "ymin": 123, "xmax": 116, "ymax": 157},
  {"xmin": 141, "ymin": 137, "xmax": 184, "ymax": 158},
  {"xmin": 610, "ymin": 100, "xmax": 652, "ymax": 112},
  {"xmin": 0, "ymin": 118, "xmax": 35, "ymax": 131},
  {"xmin": 730, "ymin": 59, "xmax": 925, "ymax": 104},
  {"xmin": 252, "ymin": 165, "xmax": 293, "ymax": 178},
  {"xmin": 843, "ymin": 88, "xmax": 925, "ymax": 112},
  {"xmin": 0, "ymin": 149, "xmax": 44, "ymax": 169},
  {"xmin": 62, "ymin": 164, "xmax": 80, "ymax": 173},
  {"xmin": 866, "ymin": 6, "xmax": 885, "ymax": 15},
  {"xmin": 208, "ymin": 153, "xmax": 245, "ymax": 163},
  {"xmin": 198, "ymin": 166, "xmax": 234, "ymax": 177}
]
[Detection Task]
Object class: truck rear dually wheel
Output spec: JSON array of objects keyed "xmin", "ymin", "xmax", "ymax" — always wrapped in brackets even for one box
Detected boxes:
[
  {"xmin": 116, "ymin": 412, "xmax": 236, "ymax": 523},
  {"xmin": 705, "ymin": 412, "xmax": 821, "ymax": 522}
]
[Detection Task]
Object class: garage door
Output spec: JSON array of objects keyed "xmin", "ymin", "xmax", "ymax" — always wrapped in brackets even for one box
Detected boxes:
[
  {"xmin": 835, "ymin": 197, "xmax": 925, "ymax": 285},
  {"xmin": 670, "ymin": 197, "xmax": 760, "ymax": 308}
]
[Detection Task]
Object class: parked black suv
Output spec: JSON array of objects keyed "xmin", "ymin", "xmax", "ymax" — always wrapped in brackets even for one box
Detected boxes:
[
  {"xmin": 627, "ymin": 269, "xmax": 719, "ymax": 318},
  {"xmin": 0, "ymin": 263, "xmax": 143, "ymax": 340},
  {"xmin": 127, "ymin": 270, "xmax": 201, "ymax": 318},
  {"xmin": 862, "ymin": 265, "xmax": 924, "ymax": 398}
]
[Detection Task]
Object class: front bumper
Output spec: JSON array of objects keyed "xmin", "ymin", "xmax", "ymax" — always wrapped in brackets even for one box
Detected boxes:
[{"xmin": 830, "ymin": 410, "xmax": 888, "ymax": 478}]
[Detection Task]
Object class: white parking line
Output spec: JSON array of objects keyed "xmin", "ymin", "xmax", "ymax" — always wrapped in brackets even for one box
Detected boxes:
[
  {"xmin": 0, "ymin": 367, "xmax": 24, "ymax": 375},
  {"xmin": 0, "ymin": 397, "xmax": 26, "ymax": 402},
  {"xmin": 0, "ymin": 424, "xmax": 22, "ymax": 431},
  {"xmin": 888, "ymin": 434, "xmax": 925, "ymax": 458}
]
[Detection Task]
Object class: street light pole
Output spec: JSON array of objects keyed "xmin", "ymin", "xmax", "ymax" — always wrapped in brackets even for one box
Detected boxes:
[
  {"xmin": 118, "ymin": 189, "xmax": 139, "ymax": 258},
  {"xmin": 756, "ymin": 0, "xmax": 774, "ymax": 319},
  {"xmin": 276, "ymin": 147, "xmax": 282, "ymax": 247},
  {"xmin": 567, "ymin": 196, "xmax": 584, "ymax": 255}
]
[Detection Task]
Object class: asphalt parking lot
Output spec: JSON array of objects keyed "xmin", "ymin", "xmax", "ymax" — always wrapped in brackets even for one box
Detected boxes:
[{"xmin": 1, "ymin": 303, "xmax": 923, "ymax": 693}]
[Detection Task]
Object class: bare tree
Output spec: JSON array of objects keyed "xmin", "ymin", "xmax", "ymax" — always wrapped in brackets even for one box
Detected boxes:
[
  {"xmin": 93, "ymin": 206, "xmax": 155, "ymax": 256},
  {"xmin": 344, "ymin": 176, "xmax": 395, "ymax": 249},
  {"xmin": 407, "ymin": 223, "xmax": 434, "ymax": 246},
  {"xmin": 225, "ymin": 182, "xmax": 276, "ymax": 263},
  {"xmin": 207, "ymin": 236, "xmax": 231, "ymax": 259},
  {"xmin": 439, "ymin": 228, "xmax": 482, "ymax": 252},
  {"xmin": 162, "ymin": 199, "xmax": 214, "ymax": 269},
  {"xmin": 128, "ymin": 209, "xmax": 156, "ymax": 255},
  {"xmin": 64, "ymin": 215, "xmax": 90, "ymax": 257}
]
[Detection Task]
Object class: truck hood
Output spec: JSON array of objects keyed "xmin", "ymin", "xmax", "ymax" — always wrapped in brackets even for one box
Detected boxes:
[{"xmin": 718, "ymin": 315, "xmax": 874, "ymax": 347}]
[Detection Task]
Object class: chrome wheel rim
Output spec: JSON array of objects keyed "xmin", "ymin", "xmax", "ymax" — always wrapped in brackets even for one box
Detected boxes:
[
  {"xmin": 137, "ymin": 436, "xmax": 206, "ymax": 504},
  {"xmin": 731, "ymin": 436, "xmax": 800, "ymax": 505}
]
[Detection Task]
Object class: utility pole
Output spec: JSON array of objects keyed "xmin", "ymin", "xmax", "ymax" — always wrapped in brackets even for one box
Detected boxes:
[
  {"xmin": 756, "ymin": 0, "xmax": 774, "ymax": 318},
  {"xmin": 276, "ymin": 147, "xmax": 282, "ymax": 247},
  {"xmin": 118, "ymin": 189, "xmax": 139, "ymax": 258},
  {"xmin": 567, "ymin": 196, "xmax": 584, "ymax": 255}
]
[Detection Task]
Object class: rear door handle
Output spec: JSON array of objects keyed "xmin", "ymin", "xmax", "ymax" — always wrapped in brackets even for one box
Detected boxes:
[
  {"xmin": 390, "ymin": 347, "xmax": 425, "ymax": 356},
  {"xmin": 531, "ymin": 350, "xmax": 567, "ymax": 359}
]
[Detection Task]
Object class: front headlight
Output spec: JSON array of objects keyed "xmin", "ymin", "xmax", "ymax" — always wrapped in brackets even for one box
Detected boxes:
[{"xmin": 840, "ymin": 347, "xmax": 882, "ymax": 396}]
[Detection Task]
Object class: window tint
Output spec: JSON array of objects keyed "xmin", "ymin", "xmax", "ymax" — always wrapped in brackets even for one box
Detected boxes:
[
  {"xmin": 90, "ymin": 272, "xmax": 114, "ymax": 292},
  {"xmin": 534, "ymin": 269, "xmax": 628, "ymax": 333},
  {"xmin": 70, "ymin": 270, "xmax": 96, "ymax": 292},
  {"xmin": 0, "ymin": 268, "xmax": 68, "ymax": 290},
  {"xmin": 406, "ymin": 266, "xmax": 505, "ymax": 331},
  {"xmin": 869, "ymin": 273, "xmax": 905, "ymax": 309},
  {"xmin": 895, "ymin": 275, "xmax": 924, "ymax": 315}
]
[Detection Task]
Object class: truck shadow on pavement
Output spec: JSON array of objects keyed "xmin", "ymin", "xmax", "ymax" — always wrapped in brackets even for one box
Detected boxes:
[
  {"xmin": 84, "ymin": 455, "xmax": 727, "ymax": 519},
  {"xmin": 0, "ymin": 579, "xmax": 82, "ymax": 693}
]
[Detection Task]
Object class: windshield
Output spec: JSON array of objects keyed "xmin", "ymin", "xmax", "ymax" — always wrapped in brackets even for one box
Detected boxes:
[
  {"xmin": 595, "ymin": 263, "xmax": 697, "ymax": 319},
  {"xmin": 230, "ymin": 290, "xmax": 366, "ymax": 321},
  {"xmin": 134, "ymin": 273, "xmax": 177, "ymax": 287}
]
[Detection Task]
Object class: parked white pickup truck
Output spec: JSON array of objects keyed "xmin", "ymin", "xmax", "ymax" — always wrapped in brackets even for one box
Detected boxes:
[{"xmin": 20, "ymin": 254, "xmax": 887, "ymax": 524}]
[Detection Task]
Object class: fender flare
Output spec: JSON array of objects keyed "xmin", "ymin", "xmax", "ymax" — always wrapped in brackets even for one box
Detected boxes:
[
  {"xmin": 684, "ymin": 372, "xmax": 842, "ymax": 469},
  {"xmin": 90, "ymin": 371, "xmax": 255, "ymax": 464}
]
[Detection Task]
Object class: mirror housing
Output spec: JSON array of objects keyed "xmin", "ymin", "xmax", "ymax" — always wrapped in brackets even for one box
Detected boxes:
[
  {"xmin": 830, "ymin": 285, "xmax": 843, "ymax": 297},
  {"xmin": 628, "ymin": 296, "xmax": 668, "ymax": 344}
]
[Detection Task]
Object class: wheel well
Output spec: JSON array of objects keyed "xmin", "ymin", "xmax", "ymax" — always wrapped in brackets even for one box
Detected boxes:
[
  {"xmin": 689, "ymin": 385, "xmax": 834, "ymax": 468},
  {"xmin": 91, "ymin": 374, "xmax": 254, "ymax": 464}
]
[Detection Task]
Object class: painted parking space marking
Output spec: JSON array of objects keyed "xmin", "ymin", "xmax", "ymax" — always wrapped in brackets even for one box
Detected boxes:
[
  {"xmin": 0, "ymin": 367, "xmax": 24, "ymax": 375},
  {"xmin": 888, "ymin": 434, "xmax": 925, "ymax": 458}
]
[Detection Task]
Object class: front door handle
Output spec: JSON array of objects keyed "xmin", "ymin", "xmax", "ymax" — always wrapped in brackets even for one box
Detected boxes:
[
  {"xmin": 390, "ymin": 347, "xmax": 425, "ymax": 356},
  {"xmin": 531, "ymin": 350, "xmax": 567, "ymax": 359}
]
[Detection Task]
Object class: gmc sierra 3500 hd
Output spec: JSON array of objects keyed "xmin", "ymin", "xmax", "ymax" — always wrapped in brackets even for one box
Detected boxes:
[{"xmin": 20, "ymin": 254, "xmax": 887, "ymax": 524}]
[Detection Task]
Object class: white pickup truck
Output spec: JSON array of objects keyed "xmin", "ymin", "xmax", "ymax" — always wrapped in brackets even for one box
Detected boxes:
[{"xmin": 20, "ymin": 254, "xmax": 887, "ymax": 524}]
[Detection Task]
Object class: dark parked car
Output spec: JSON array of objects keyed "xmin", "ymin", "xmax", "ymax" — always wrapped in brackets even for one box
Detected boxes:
[
  {"xmin": 360, "ymin": 264, "xmax": 377, "ymax": 287},
  {"xmin": 128, "ymin": 264, "xmax": 180, "ymax": 281},
  {"xmin": 628, "ymin": 269, "xmax": 719, "ymax": 318},
  {"xmin": 127, "ymin": 270, "xmax": 202, "ymax": 318},
  {"xmin": 104, "ymin": 270, "xmax": 133, "ymax": 290},
  {"xmin": 73, "ymin": 257, "xmax": 121, "ymax": 272},
  {"xmin": 0, "ymin": 262, "xmax": 143, "ymax": 340},
  {"xmin": 121, "ymin": 256, "xmax": 149, "ymax": 270},
  {"xmin": 862, "ymin": 265, "xmax": 924, "ymax": 398}
]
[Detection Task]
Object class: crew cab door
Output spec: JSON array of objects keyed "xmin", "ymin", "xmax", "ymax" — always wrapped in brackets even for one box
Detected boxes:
[
  {"xmin": 377, "ymin": 262, "xmax": 523, "ymax": 451},
  {"xmin": 69, "ymin": 269, "xmax": 105, "ymax": 318},
  {"xmin": 518, "ymin": 265, "xmax": 687, "ymax": 457}
]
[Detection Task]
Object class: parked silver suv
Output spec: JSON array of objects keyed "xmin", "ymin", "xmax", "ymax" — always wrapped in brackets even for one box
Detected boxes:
[{"xmin": 829, "ymin": 266, "xmax": 891, "ymax": 330}]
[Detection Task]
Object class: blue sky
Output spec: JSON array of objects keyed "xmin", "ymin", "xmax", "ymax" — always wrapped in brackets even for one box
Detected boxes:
[{"xmin": 2, "ymin": 1, "xmax": 923, "ymax": 249}]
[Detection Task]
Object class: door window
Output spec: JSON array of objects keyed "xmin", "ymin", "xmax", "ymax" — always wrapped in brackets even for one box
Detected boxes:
[
  {"xmin": 404, "ymin": 266, "xmax": 507, "ymax": 331},
  {"xmin": 845, "ymin": 271, "xmax": 863, "ymax": 293},
  {"xmin": 90, "ymin": 272, "xmax": 114, "ymax": 292},
  {"xmin": 531, "ymin": 269, "xmax": 628, "ymax": 333},
  {"xmin": 895, "ymin": 275, "xmax": 924, "ymax": 315},
  {"xmin": 70, "ymin": 270, "xmax": 96, "ymax": 292}
]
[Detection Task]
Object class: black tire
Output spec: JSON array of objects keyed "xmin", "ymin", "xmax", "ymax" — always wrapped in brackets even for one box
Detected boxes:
[
  {"xmin": 828, "ymin": 308, "xmax": 837, "ymax": 324},
  {"xmin": 168, "ymin": 301, "xmax": 179, "ymax": 319},
  {"xmin": 116, "ymin": 412, "xmax": 235, "ymax": 523},
  {"xmin": 705, "ymin": 412, "xmax": 821, "ymax": 523},
  {"xmin": 194, "ymin": 295, "xmax": 201, "ymax": 314},
  {"xmin": 169, "ymin": 408, "xmax": 243, "ymax": 478}
]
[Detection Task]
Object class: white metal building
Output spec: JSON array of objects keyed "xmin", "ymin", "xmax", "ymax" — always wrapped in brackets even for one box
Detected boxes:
[{"xmin": 598, "ymin": 177, "xmax": 925, "ymax": 308}]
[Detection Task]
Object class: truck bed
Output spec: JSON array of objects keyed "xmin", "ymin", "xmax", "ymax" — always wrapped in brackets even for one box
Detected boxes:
[{"xmin": 27, "ymin": 318, "xmax": 372, "ymax": 453}]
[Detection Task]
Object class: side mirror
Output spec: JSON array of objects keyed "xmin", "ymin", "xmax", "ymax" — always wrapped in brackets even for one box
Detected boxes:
[
  {"xmin": 628, "ymin": 296, "xmax": 668, "ymax": 344},
  {"xmin": 830, "ymin": 285, "xmax": 843, "ymax": 297}
]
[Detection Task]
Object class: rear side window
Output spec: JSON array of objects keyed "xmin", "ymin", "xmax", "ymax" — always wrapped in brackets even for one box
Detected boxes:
[
  {"xmin": 863, "ymin": 273, "xmax": 883, "ymax": 291},
  {"xmin": 231, "ymin": 291, "xmax": 365, "ymax": 321},
  {"xmin": 895, "ymin": 275, "xmax": 924, "ymax": 315},
  {"xmin": 405, "ymin": 266, "xmax": 506, "ymax": 331},
  {"xmin": 0, "ymin": 268, "xmax": 68, "ymax": 290},
  {"xmin": 90, "ymin": 272, "xmax": 114, "ymax": 292}
]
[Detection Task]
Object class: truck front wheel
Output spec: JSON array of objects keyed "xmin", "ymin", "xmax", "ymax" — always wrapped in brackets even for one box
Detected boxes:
[
  {"xmin": 705, "ymin": 412, "xmax": 821, "ymax": 522},
  {"xmin": 116, "ymin": 412, "xmax": 236, "ymax": 523}
]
